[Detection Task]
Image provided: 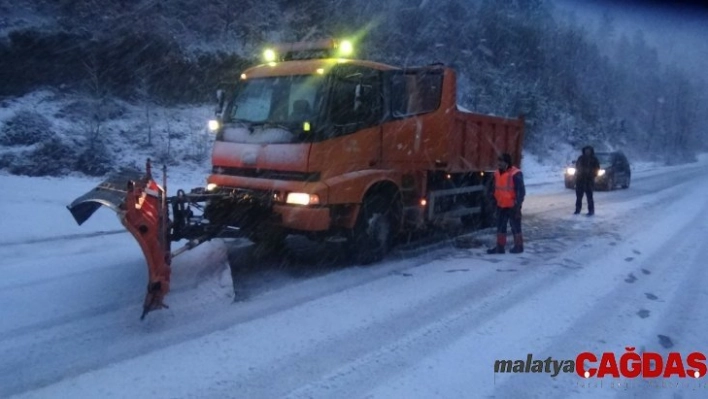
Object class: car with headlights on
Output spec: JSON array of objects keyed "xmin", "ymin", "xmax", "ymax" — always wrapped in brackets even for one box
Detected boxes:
[{"xmin": 564, "ymin": 151, "xmax": 631, "ymax": 191}]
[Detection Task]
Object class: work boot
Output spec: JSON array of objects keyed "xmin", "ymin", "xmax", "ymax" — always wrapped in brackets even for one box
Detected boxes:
[
  {"xmin": 510, "ymin": 234, "xmax": 524, "ymax": 253},
  {"xmin": 487, "ymin": 246, "xmax": 505, "ymax": 254},
  {"xmin": 486, "ymin": 233, "xmax": 506, "ymax": 254},
  {"xmin": 574, "ymin": 208, "xmax": 580, "ymax": 215},
  {"xmin": 587, "ymin": 211, "xmax": 594, "ymax": 216}
]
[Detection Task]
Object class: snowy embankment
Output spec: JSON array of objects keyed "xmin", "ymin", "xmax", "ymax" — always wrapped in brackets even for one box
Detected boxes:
[{"xmin": 1, "ymin": 155, "xmax": 708, "ymax": 398}]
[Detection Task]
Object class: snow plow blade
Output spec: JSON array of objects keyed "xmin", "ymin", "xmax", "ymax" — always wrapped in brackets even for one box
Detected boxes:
[
  {"xmin": 67, "ymin": 168, "xmax": 145, "ymax": 225},
  {"xmin": 67, "ymin": 163, "xmax": 172, "ymax": 319}
]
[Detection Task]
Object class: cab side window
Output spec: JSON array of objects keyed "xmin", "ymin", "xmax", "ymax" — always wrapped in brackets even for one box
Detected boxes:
[
  {"xmin": 327, "ymin": 65, "xmax": 382, "ymax": 137},
  {"xmin": 391, "ymin": 70, "xmax": 443, "ymax": 118}
]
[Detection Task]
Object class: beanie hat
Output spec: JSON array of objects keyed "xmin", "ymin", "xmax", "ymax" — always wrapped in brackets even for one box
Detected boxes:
[{"xmin": 498, "ymin": 153, "xmax": 513, "ymax": 165}]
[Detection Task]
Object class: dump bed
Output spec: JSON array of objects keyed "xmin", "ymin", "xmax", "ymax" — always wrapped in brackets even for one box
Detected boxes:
[
  {"xmin": 382, "ymin": 65, "xmax": 524, "ymax": 173},
  {"xmin": 379, "ymin": 66, "xmax": 524, "ymax": 173},
  {"xmin": 448, "ymin": 109, "xmax": 524, "ymax": 173}
]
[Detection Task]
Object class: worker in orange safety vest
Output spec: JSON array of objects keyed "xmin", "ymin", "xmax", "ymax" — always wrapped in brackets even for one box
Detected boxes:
[{"xmin": 487, "ymin": 153, "xmax": 526, "ymax": 254}]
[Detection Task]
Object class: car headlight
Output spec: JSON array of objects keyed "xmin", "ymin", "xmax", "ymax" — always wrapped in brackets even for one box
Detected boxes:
[
  {"xmin": 566, "ymin": 167, "xmax": 576, "ymax": 176},
  {"xmin": 286, "ymin": 193, "xmax": 320, "ymax": 206},
  {"xmin": 207, "ymin": 119, "xmax": 220, "ymax": 132},
  {"xmin": 597, "ymin": 169, "xmax": 606, "ymax": 177}
]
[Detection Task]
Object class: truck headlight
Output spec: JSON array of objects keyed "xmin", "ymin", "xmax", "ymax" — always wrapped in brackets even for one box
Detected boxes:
[
  {"xmin": 208, "ymin": 120, "xmax": 220, "ymax": 132},
  {"xmin": 566, "ymin": 167, "xmax": 576, "ymax": 176},
  {"xmin": 597, "ymin": 169, "xmax": 606, "ymax": 177},
  {"xmin": 338, "ymin": 40, "xmax": 354, "ymax": 57},
  {"xmin": 263, "ymin": 48, "xmax": 277, "ymax": 62},
  {"xmin": 286, "ymin": 193, "xmax": 320, "ymax": 206},
  {"xmin": 206, "ymin": 183, "xmax": 218, "ymax": 191}
]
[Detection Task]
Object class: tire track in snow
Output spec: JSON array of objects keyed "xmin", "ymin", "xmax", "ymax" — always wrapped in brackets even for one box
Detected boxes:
[
  {"xmin": 195, "ymin": 214, "xmax": 631, "ymax": 397},
  {"xmin": 0, "ymin": 230, "xmax": 126, "ymax": 247},
  {"xmin": 218, "ymin": 230, "xmax": 617, "ymax": 398}
]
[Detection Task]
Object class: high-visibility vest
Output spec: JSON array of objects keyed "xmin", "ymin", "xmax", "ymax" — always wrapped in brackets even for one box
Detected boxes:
[{"xmin": 494, "ymin": 166, "xmax": 520, "ymax": 208}]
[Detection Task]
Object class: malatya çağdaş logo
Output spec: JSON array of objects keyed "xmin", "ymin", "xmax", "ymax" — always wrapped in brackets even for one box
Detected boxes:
[{"xmin": 494, "ymin": 348, "xmax": 707, "ymax": 379}]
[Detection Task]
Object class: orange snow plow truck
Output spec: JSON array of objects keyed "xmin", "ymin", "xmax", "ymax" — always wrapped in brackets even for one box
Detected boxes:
[{"xmin": 67, "ymin": 39, "xmax": 524, "ymax": 318}]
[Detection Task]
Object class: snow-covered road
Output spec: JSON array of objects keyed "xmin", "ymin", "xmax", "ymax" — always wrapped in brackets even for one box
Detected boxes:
[{"xmin": 2, "ymin": 159, "xmax": 708, "ymax": 398}]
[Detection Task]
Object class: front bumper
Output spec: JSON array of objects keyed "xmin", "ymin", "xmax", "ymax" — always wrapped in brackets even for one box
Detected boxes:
[
  {"xmin": 205, "ymin": 174, "xmax": 331, "ymax": 233},
  {"xmin": 273, "ymin": 204, "xmax": 331, "ymax": 231}
]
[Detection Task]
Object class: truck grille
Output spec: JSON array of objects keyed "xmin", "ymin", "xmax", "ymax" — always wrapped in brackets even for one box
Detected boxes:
[{"xmin": 213, "ymin": 166, "xmax": 320, "ymax": 182}]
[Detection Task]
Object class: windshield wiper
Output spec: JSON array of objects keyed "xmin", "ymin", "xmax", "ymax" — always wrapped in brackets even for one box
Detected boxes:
[
  {"xmin": 231, "ymin": 118, "xmax": 254, "ymax": 127},
  {"xmin": 250, "ymin": 121, "xmax": 292, "ymax": 131}
]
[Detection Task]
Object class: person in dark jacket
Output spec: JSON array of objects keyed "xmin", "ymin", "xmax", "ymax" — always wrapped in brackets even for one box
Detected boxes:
[
  {"xmin": 574, "ymin": 145, "xmax": 600, "ymax": 216},
  {"xmin": 487, "ymin": 153, "xmax": 526, "ymax": 254}
]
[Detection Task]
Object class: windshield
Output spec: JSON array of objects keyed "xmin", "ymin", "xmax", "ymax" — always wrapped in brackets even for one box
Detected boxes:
[
  {"xmin": 596, "ymin": 153, "xmax": 612, "ymax": 166},
  {"xmin": 222, "ymin": 75, "xmax": 324, "ymax": 144}
]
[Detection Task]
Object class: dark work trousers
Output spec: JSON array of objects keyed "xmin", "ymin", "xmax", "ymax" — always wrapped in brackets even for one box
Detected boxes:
[
  {"xmin": 575, "ymin": 180, "xmax": 594, "ymax": 213},
  {"xmin": 496, "ymin": 207, "xmax": 521, "ymax": 234}
]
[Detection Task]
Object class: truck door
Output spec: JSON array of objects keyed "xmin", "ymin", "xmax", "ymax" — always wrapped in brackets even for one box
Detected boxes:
[
  {"xmin": 380, "ymin": 68, "xmax": 446, "ymax": 169},
  {"xmin": 307, "ymin": 65, "xmax": 384, "ymax": 185}
]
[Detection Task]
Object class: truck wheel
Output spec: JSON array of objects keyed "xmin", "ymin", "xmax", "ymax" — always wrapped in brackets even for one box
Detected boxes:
[{"xmin": 348, "ymin": 194, "xmax": 395, "ymax": 265}]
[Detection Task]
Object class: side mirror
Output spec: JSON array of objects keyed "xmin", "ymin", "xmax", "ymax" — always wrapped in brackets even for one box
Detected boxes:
[{"xmin": 215, "ymin": 89, "xmax": 225, "ymax": 116}]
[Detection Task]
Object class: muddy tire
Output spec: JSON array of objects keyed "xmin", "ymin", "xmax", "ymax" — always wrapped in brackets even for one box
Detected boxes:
[{"xmin": 348, "ymin": 194, "xmax": 396, "ymax": 265}]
